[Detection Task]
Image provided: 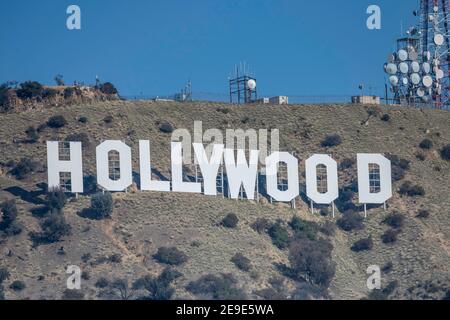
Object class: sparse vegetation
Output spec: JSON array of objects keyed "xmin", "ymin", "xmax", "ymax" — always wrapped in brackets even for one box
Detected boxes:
[
  {"xmin": 0, "ymin": 200, "xmax": 21, "ymax": 236},
  {"xmin": 25, "ymin": 126, "xmax": 39, "ymax": 142},
  {"xmin": 9, "ymin": 280, "xmax": 26, "ymax": 291},
  {"xmin": 231, "ymin": 253, "xmax": 252, "ymax": 272},
  {"xmin": 399, "ymin": 181, "xmax": 425, "ymax": 197},
  {"xmin": 416, "ymin": 210, "xmax": 430, "ymax": 219},
  {"xmin": 153, "ymin": 247, "xmax": 188, "ymax": 266},
  {"xmin": 99, "ymin": 82, "xmax": 118, "ymax": 95},
  {"xmin": 381, "ymin": 114, "xmax": 390, "ymax": 122},
  {"xmin": 337, "ymin": 210, "xmax": 364, "ymax": 232},
  {"xmin": 133, "ymin": 267, "xmax": 182, "ymax": 300},
  {"xmin": 16, "ymin": 81, "xmax": 43, "ymax": 100},
  {"xmin": 289, "ymin": 216, "xmax": 319, "ymax": 240},
  {"xmin": 30, "ymin": 212, "xmax": 71, "ymax": 244},
  {"xmin": 251, "ymin": 218, "xmax": 270, "ymax": 234},
  {"xmin": 187, "ymin": 273, "xmax": 246, "ymax": 300}
]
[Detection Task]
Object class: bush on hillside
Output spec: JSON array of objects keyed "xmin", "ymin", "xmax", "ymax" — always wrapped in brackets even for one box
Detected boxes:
[
  {"xmin": 321, "ymin": 134, "xmax": 342, "ymax": 147},
  {"xmin": 221, "ymin": 213, "xmax": 238, "ymax": 229},
  {"xmin": 47, "ymin": 115, "xmax": 67, "ymax": 128},
  {"xmin": 90, "ymin": 192, "xmax": 113, "ymax": 219},
  {"xmin": 153, "ymin": 247, "xmax": 188, "ymax": 266}
]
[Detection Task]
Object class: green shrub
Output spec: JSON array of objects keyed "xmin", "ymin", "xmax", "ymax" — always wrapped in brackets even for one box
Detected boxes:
[
  {"xmin": 351, "ymin": 237, "xmax": 373, "ymax": 252},
  {"xmin": 399, "ymin": 181, "xmax": 425, "ymax": 197},
  {"xmin": 381, "ymin": 114, "xmax": 390, "ymax": 122},
  {"xmin": 382, "ymin": 213, "xmax": 404, "ymax": 229},
  {"xmin": 103, "ymin": 115, "xmax": 113, "ymax": 124},
  {"xmin": 47, "ymin": 188, "xmax": 67, "ymax": 213},
  {"xmin": 31, "ymin": 213, "xmax": 71, "ymax": 244},
  {"xmin": 381, "ymin": 229, "xmax": 399, "ymax": 244},
  {"xmin": 321, "ymin": 134, "xmax": 342, "ymax": 147},
  {"xmin": 99, "ymin": 82, "xmax": 118, "ymax": 95},
  {"xmin": 25, "ymin": 126, "xmax": 39, "ymax": 142},
  {"xmin": 95, "ymin": 277, "xmax": 109, "ymax": 288},
  {"xmin": 0, "ymin": 200, "xmax": 18, "ymax": 227},
  {"xmin": 133, "ymin": 268, "xmax": 182, "ymax": 300},
  {"xmin": 78, "ymin": 116, "xmax": 88, "ymax": 124},
  {"xmin": 419, "ymin": 139, "xmax": 433, "ymax": 150},
  {"xmin": 153, "ymin": 247, "xmax": 188, "ymax": 266},
  {"xmin": 47, "ymin": 115, "xmax": 67, "ymax": 128},
  {"xmin": 441, "ymin": 144, "xmax": 450, "ymax": 161},
  {"xmin": 289, "ymin": 237, "xmax": 336, "ymax": 287},
  {"xmin": 0, "ymin": 267, "xmax": 10, "ymax": 284},
  {"xmin": 231, "ymin": 253, "xmax": 252, "ymax": 272},
  {"xmin": 16, "ymin": 81, "xmax": 43, "ymax": 99},
  {"xmin": 10, "ymin": 157, "xmax": 39, "ymax": 179},
  {"xmin": 416, "ymin": 210, "xmax": 430, "ymax": 219},
  {"xmin": 90, "ymin": 192, "xmax": 113, "ymax": 219},
  {"xmin": 9, "ymin": 280, "xmax": 26, "ymax": 291},
  {"xmin": 289, "ymin": 216, "xmax": 319, "ymax": 240},
  {"xmin": 268, "ymin": 222, "xmax": 290, "ymax": 249},
  {"xmin": 159, "ymin": 122, "xmax": 174, "ymax": 133},
  {"xmin": 186, "ymin": 273, "xmax": 246, "ymax": 300},
  {"xmin": 337, "ymin": 210, "xmax": 364, "ymax": 232},
  {"xmin": 221, "ymin": 213, "xmax": 238, "ymax": 228}
]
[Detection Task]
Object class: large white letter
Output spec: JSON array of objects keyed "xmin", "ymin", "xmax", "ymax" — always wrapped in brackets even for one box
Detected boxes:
[
  {"xmin": 305, "ymin": 154, "xmax": 339, "ymax": 204},
  {"xmin": 265, "ymin": 152, "xmax": 299, "ymax": 202},
  {"xmin": 47, "ymin": 141, "xmax": 83, "ymax": 193},
  {"xmin": 193, "ymin": 143, "xmax": 224, "ymax": 196},
  {"xmin": 224, "ymin": 149, "xmax": 259, "ymax": 200},
  {"xmin": 357, "ymin": 154, "xmax": 392, "ymax": 204},
  {"xmin": 96, "ymin": 140, "xmax": 132, "ymax": 191},
  {"xmin": 171, "ymin": 142, "xmax": 201, "ymax": 193},
  {"xmin": 139, "ymin": 140, "xmax": 170, "ymax": 192},
  {"xmin": 366, "ymin": 5, "xmax": 381, "ymax": 30}
]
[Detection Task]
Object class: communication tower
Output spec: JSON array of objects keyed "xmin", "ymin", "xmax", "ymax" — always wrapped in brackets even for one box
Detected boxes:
[{"xmin": 229, "ymin": 63, "xmax": 257, "ymax": 104}]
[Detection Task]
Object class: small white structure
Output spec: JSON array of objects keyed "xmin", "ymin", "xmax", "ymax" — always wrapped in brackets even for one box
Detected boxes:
[
  {"xmin": 351, "ymin": 95, "xmax": 381, "ymax": 105},
  {"xmin": 269, "ymin": 96, "xmax": 289, "ymax": 105}
]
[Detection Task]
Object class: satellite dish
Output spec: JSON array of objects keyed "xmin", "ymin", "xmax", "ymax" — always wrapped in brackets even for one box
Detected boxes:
[
  {"xmin": 246, "ymin": 79, "xmax": 256, "ymax": 90},
  {"xmin": 423, "ymin": 51, "xmax": 431, "ymax": 61},
  {"xmin": 436, "ymin": 69, "xmax": 444, "ymax": 79},
  {"xmin": 429, "ymin": 14, "xmax": 435, "ymax": 22},
  {"xmin": 423, "ymin": 75, "xmax": 433, "ymax": 88},
  {"xmin": 422, "ymin": 95, "xmax": 429, "ymax": 102},
  {"xmin": 433, "ymin": 58, "xmax": 441, "ymax": 66},
  {"xmin": 434, "ymin": 34, "xmax": 445, "ymax": 46},
  {"xmin": 411, "ymin": 73, "xmax": 421, "ymax": 85},
  {"xmin": 402, "ymin": 77, "xmax": 409, "ymax": 85},
  {"xmin": 411, "ymin": 61, "xmax": 420, "ymax": 73},
  {"xmin": 417, "ymin": 87, "xmax": 425, "ymax": 97},
  {"xmin": 399, "ymin": 62, "xmax": 409, "ymax": 74},
  {"xmin": 422, "ymin": 62, "xmax": 431, "ymax": 74},
  {"xmin": 434, "ymin": 6, "xmax": 439, "ymax": 12},
  {"xmin": 389, "ymin": 75, "xmax": 399, "ymax": 86},
  {"xmin": 437, "ymin": 85, "xmax": 442, "ymax": 95},
  {"xmin": 385, "ymin": 63, "xmax": 398, "ymax": 74},
  {"xmin": 398, "ymin": 49, "xmax": 408, "ymax": 61}
]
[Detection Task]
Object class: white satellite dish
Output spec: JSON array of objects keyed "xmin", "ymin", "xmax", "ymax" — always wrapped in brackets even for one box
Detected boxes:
[
  {"xmin": 417, "ymin": 87, "xmax": 426, "ymax": 97},
  {"xmin": 389, "ymin": 75, "xmax": 399, "ymax": 86},
  {"xmin": 429, "ymin": 14, "xmax": 435, "ymax": 22},
  {"xmin": 434, "ymin": 34, "xmax": 445, "ymax": 46},
  {"xmin": 434, "ymin": 6, "xmax": 439, "ymax": 12},
  {"xmin": 402, "ymin": 77, "xmax": 409, "ymax": 85},
  {"xmin": 411, "ymin": 61, "xmax": 420, "ymax": 73},
  {"xmin": 409, "ymin": 51, "xmax": 419, "ymax": 61},
  {"xmin": 411, "ymin": 73, "xmax": 421, "ymax": 85},
  {"xmin": 399, "ymin": 62, "xmax": 409, "ymax": 74},
  {"xmin": 385, "ymin": 63, "xmax": 398, "ymax": 74},
  {"xmin": 246, "ymin": 79, "xmax": 256, "ymax": 90},
  {"xmin": 422, "ymin": 62, "xmax": 431, "ymax": 74},
  {"xmin": 398, "ymin": 49, "xmax": 408, "ymax": 61},
  {"xmin": 436, "ymin": 69, "xmax": 444, "ymax": 79},
  {"xmin": 423, "ymin": 75, "xmax": 433, "ymax": 88}
]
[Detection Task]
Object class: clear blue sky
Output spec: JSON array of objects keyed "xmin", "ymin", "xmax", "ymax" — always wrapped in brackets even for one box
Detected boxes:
[{"xmin": 0, "ymin": 0, "xmax": 418, "ymax": 99}]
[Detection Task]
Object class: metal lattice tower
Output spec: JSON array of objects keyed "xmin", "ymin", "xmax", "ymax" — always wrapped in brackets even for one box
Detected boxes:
[
  {"xmin": 384, "ymin": 0, "xmax": 450, "ymax": 109},
  {"xmin": 419, "ymin": 0, "xmax": 450, "ymax": 108}
]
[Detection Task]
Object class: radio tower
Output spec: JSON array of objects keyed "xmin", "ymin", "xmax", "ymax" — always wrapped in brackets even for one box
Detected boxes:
[
  {"xmin": 419, "ymin": 0, "xmax": 450, "ymax": 108},
  {"xmin": 384, "ymin": 0, "xmax": 450, "ymax": 109}
]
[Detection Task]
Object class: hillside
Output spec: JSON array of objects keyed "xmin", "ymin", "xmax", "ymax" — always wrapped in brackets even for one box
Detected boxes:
[{"xmin": 0, "ymin": 100, "xmax": 449, "ymax": 300}]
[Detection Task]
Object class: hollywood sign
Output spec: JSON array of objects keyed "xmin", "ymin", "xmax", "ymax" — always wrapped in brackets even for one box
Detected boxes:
[{"xmin": 46, "ymin": 140, "xmax": 392, "ymax": 206}]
